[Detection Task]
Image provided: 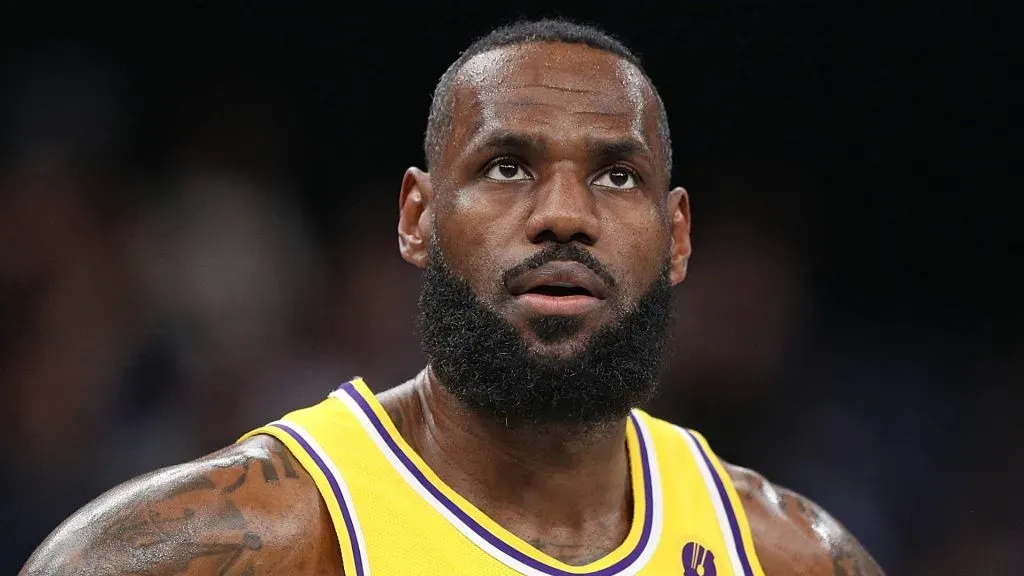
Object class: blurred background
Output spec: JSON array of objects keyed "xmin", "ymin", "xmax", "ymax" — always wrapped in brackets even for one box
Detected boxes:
[{"xmin": 0, "ymin": 1, "xmax": 1018, "ymax": 573}]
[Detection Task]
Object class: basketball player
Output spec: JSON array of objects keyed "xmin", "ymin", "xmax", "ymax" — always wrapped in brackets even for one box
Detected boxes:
[{"xmin": 21, "ymin": 20, "xmax": 884, "ymax": 575}]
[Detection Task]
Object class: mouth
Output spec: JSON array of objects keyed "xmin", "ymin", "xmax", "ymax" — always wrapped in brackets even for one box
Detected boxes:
[
  {"xmin": 506, "ymin": 261, "xmax": 608, "ymax": 316},
  {"xmin": 520, "ymin": 282, "xmax": 595, "ymax": 298}
]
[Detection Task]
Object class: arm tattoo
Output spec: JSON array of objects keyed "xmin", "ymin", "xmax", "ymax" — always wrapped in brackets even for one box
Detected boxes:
[
  {"xmin": 25, "ymin": 439, "xmax": 301, "ymax": 576},
  {"xmin": 80, "ymin": 499, "xmax": 263, "ymax": 576},
  {"xmin": 779, "ymin": 491, "xmax": 884, "ymax": 576},
  {"xmin": 831, "ymin": 536, "xmax": 881, "ymax": 576},
  {"xmin": 219, "ymin": 441, "xmax": 300, "ymax": 493},
  {"xmin": 779, "ymin": 490, "xmax": 811, "ymax": 517}
]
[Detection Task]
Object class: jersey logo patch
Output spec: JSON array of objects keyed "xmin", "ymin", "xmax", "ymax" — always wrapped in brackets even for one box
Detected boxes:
[{"xmin": 681, "ymin": 541, "xmax": 717, "ymax": 576}]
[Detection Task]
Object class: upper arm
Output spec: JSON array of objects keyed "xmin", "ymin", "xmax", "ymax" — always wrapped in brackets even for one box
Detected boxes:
[
  {"xmin": 727, "ymin": 464, "xmax": 886, "ymax": 576},
  {"xmin": 20, "ymin": 435, "xmax": 343, "ymax": 576}
]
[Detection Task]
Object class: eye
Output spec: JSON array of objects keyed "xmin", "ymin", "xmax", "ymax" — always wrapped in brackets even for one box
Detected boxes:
[
  {"xmin": 593, "ymin": 167, "xmax": 639, "ymax": 190},
  {"xmin": 484, "ymin": 159, "xmax": 531, "ymax": 181}
]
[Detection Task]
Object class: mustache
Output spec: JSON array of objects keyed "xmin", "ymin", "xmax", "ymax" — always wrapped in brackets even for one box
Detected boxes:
[{"xmin": 501, "ymin": 243, "xmax": 617, "ymax": 290}]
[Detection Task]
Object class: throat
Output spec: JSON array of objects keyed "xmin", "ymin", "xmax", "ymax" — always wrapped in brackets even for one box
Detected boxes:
[
  {"xmin": 526, "ymin": 527, "xmax": 630, "ymax": 566},
  {"xmin": 495, "ymin": 473, "xmax": 635, "ymax": 566},
  {"xmin": 380, "ymin": 370, "xmax": 637, "ymax": 564}
]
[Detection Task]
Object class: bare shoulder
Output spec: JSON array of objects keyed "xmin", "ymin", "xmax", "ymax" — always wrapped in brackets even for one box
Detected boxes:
[
  {"xmin": 725, "ymin": 463, "xmax": 885, "ymax": 576},
  {"xmin": 20, "ymin": 435, "xmax": 343, "ymax": 576}
]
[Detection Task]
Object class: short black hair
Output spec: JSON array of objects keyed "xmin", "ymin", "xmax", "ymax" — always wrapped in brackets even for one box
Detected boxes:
[{"xmin": 424, "ymin": 19, "xmax": 673, "ymax": 180}]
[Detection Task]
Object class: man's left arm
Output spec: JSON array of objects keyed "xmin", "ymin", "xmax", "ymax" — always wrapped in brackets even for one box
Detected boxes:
[{"xmin": 727, "ymin": 464, "xmax": 886, "ymax": 576}]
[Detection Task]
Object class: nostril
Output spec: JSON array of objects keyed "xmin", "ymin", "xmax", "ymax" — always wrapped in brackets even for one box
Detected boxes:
[
  {"xmin": 568, "ymin": 232, "xmax": 595, "ymax": 246},
  {"xmin": 531, "ymin": 230, "xmax": 561, "ymax": 244},
  {"xmin": 528, "ymin": 230, "xmax": 596, "ymax": 247}
]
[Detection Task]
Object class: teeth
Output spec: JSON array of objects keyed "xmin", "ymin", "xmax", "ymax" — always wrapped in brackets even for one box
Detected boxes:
[{"xmin": 547, "ymin": 282, "xmax": 577, "ymax": 288}]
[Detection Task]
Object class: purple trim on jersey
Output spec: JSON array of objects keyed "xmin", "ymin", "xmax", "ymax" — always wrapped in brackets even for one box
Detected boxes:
[
  {"xmin": 269, "ymin": 422, "xmax": 365, "ymax": 576},
  {"xmin": 684, "ymin": 429, "xmax": 755, "ymax": 576},
  {"xmin": 338, "ymin": 381, "xmax": 655, "ymax": 576}
]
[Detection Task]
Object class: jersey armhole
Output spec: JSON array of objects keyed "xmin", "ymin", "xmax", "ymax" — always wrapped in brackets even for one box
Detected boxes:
[
  {"xmin": 240, "ymin": 423, "xmax": 367, "ymax": 576},
  {"xmin": 687, "ymin": 430, "xmax": 767, "ymax": 576}
]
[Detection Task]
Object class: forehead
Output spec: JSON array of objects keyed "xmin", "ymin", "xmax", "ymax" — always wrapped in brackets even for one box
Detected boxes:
[{"xmin": 445, "ymin": 42, "xmax": 660, "ymax": 160}]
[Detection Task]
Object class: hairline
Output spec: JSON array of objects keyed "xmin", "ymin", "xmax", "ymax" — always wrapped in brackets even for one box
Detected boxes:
[{"xmin": 425, "ymin": 40, "xmax": 673, "ymax": 184}]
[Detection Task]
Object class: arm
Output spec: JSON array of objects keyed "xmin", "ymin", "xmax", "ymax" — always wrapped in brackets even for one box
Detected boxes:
[
  {"xmin": 727, "ymin": 464, "xmax": 885, "ymax": 576},
  {"xmin": 20, "ymin": 435, "xmax": 343, "ymax": 576}
]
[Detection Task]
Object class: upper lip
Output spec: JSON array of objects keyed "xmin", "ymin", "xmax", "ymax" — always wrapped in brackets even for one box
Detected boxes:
[{"xmin": 506, "ymin": 261, "xmax": 609, "ymax": 299}]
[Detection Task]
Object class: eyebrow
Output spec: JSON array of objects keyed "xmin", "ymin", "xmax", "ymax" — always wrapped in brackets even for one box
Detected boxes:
[
  {"xmin": 474, "ymin": 130, "xmax": 548, "ymax": 156},
  {"xmin": 470, "ymin": 130, "xmax": 650, "ymax": 161},
  {"xmin": 585, "ymin": 137, "xmax": 650, "ymax": 163}
]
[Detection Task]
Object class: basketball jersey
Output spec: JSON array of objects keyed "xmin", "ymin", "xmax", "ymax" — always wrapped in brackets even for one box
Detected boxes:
[{"xmin": 241, "ymin": 378, "xmax": 766, "ymax": 575}]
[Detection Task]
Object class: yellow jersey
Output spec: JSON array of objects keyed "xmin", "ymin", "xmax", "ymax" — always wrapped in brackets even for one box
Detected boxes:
[{"xmin": 241, "ymin": 377, "xmax": 766, "ymax": 575}]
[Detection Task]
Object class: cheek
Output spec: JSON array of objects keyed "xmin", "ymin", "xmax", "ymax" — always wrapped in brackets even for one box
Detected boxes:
[
  {"xmin": 435, "ymin": 191, "xmax": 520, "ymax": 292},
  {"xmin": 606, "ymin": 204, "xmax": 670, "ymax": 295}
]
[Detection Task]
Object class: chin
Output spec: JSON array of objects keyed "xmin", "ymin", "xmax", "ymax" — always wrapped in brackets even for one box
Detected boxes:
[
  {"xmin": 522, "ymin": 318, "xmax": 598, "ymax": 356},
  {"xmin": 524, "ymin": 337, "xmax": 588, "ymax": 359}
]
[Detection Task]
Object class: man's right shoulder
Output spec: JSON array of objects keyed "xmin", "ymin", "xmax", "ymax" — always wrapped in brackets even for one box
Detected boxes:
[{"xmin": 20, "ymin": 435, "xmax": 344, "ymax": 576}]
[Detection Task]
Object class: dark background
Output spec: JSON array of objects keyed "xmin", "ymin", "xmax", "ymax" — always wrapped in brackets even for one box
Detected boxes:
[{"xmin": 1, "ymin": 1, "xmax": 1019, "ymax": 573}]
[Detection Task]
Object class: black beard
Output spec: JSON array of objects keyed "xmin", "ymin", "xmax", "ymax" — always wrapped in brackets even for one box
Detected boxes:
[{"xmin": 417, "ymin": 242, "xmax": 673, "ymax": 428}]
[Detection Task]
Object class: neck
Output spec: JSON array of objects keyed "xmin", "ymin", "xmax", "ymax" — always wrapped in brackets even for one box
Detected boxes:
[{"xmin": 388, "ymin": 367, "xmax": 633, "ymax": 538}]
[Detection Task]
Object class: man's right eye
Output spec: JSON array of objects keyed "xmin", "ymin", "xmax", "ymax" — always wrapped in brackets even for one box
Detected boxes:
[{"xmin": 485, "ymin": 160, "xmax": 531, "ymax": 181}]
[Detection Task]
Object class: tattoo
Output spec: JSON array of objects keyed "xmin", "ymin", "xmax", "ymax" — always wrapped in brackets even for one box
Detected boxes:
[
  {"xmin": 527, "ymin": 538, "xmax": 612, "ymax": 566},
  {"xmin": 219, "ymin": 440, "xmax": 300, "ymax": 493},
  {"xmin": 164, "ymin": 474, "xmax": 217, "ymax": 498},
  {"xmin": 779, "ymin": 490, "xmax": 811, "ymax": 518},
  {"xmin": 831, "ymin": 535, "xmax": 881, "ymax": 576},
  {"xmin": 780, "ymin": 491, "xmax": 883, "ymax": 576},
  {"xmin": 729, "ymin": 466, "xmax": 884, "ymax": 576},
  {"xmin": 260, "ymin": 457, "xmax": 279, "ymax": 483},
  {"xmin": 41, "ymin": 494, "xmax": 263, "ymax": 575},
  {"xmin": 276, "ymin": 443, "xmax": 299, "ymax": 479},
  {"xmin": 25, "ymin": 439, "xmax": 303, "ymax": 576}
]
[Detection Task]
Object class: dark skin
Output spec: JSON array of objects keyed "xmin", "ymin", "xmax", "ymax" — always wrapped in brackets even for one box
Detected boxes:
[{"xmin": 21, "ymin": 42, "xmax": 884, "ymax": 575}]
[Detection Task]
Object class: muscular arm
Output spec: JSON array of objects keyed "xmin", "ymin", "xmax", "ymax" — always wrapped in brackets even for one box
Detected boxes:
[
  {"xmin": 727, "ymin": 464, "xmax": 885, "ymax": 576},
  {"xmin": 20, "ymin": 435, "xmax": 343, "ymax": 576}
]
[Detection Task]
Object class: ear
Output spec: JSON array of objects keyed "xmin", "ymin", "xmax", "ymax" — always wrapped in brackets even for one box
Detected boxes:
[
  {"xmin": 667, "ymin": 186, "xmax": 692, "ymax": 286},
  {"xmin": 398, "ymin": 167, "xmax": 434, "ymax": 269}
]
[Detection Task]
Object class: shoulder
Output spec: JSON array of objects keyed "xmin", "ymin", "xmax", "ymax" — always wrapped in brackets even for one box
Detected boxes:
[
  {"xmin": 725, "ymin": 463, "xmax": 886, "ymax": 576},
  {"xmin": 20, "ymin": 435, "xmax": 343, "ymax": 576}
]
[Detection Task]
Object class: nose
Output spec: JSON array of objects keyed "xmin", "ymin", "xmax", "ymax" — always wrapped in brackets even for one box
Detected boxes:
[{"xmin": 524, "ymin": 168, "xmax": 600, "ymax": 245}]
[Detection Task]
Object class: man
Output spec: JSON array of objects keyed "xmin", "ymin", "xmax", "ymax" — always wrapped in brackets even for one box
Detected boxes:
[{"xmin": 21, "ymin": 20, "xmax": 884, "ymax": 575}]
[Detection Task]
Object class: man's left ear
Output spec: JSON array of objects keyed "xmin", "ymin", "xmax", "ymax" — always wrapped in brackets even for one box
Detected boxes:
[{"xmin": 667, "ymin": 187, "xmax": 691, "ymax": 285}]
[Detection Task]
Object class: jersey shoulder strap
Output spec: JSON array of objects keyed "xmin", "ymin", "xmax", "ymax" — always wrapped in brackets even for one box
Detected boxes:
[
  {"xmin": 239, "ymin": 381, "xmax": 373, "ymax": 576},
  {"xmin": 639, "ymin": 411, "xmax": 766, "ymax": 576}
]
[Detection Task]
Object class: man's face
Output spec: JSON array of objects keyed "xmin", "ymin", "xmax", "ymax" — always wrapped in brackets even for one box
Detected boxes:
[
  {"xmin": 431, "ymin": 42, "xmax": 684, "ymax": 352},
  {"xmin": 400, "ymin": 41, "xmax": 691, "ymax": 424}
]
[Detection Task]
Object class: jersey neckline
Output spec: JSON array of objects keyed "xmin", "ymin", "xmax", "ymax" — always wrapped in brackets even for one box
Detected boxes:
[{"xmin": 330, "ymin": 377, "xmax": 663, "ymax": 576}]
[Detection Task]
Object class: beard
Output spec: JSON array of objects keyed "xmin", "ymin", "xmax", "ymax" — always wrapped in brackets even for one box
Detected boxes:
[{"xmin": 418, "ymin": 241, "xmax": 674, "ymax": 428}]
